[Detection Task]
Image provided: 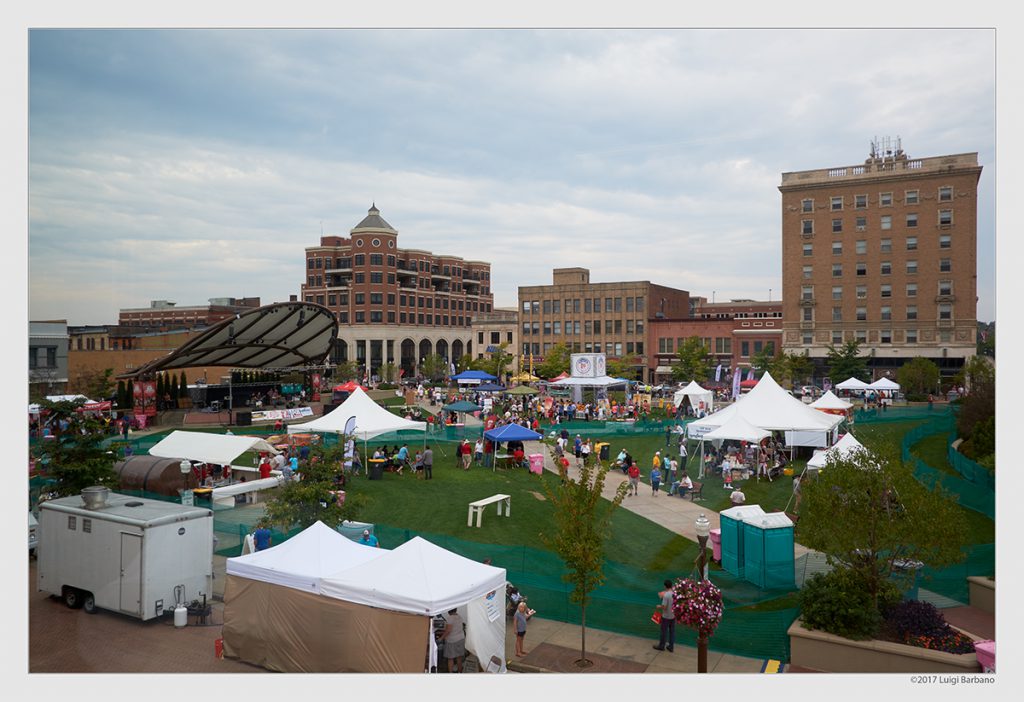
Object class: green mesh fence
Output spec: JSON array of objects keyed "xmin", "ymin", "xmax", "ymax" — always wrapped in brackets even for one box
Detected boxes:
[
  {"xmin": 947, "ymin": 438, "xmax": 995, "ymax": 490},
  {"xmin": 918, "ymin": 543, "xmax": 995, "ymax": 603}
]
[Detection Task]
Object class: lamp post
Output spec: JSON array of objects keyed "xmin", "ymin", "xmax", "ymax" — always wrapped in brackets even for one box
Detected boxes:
[
  {"xmin": 694, "ymin": 513, "xmax": 711, "ymax": 673},
  {"xmin": 179, "ymin": 459, "xmax": 192, "ymax": 504}
]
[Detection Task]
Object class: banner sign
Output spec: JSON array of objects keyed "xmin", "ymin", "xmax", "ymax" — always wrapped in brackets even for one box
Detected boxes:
[
  {"xmin": 571, "ymin": 353, "xmax": 605, "ymax": 378},
  {"xmin": 133, "ymin": 380, "xmax": 157, "ymax": 416},
  {"xmin": 250, "ymin": 407, "xmax": 315, "ymax": 421}
]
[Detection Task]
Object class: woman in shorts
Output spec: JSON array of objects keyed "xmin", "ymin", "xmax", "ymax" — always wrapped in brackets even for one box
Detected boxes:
[{"xmin": 514, "ymin": 601, "xmax": 529, "ymax": 656}]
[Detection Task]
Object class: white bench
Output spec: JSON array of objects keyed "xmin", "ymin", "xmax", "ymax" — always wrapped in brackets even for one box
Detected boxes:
[{"xmin": 467, "ymin": 493, "xmax": 511, "ymax": 528}]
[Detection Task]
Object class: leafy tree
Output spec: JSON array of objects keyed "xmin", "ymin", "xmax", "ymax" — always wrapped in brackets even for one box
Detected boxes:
[
  {"xmin": 536, "ymin": 342, "xmax": 571, "ymax": 380},
  {"xmin": 786, "ymin": 352, "xmax": 813, "ymax": 387},
  {"xmin": 420, "ymin": 353, "xmax": 449, "ymax": 383},
  {"xmin": 799, "ymin": 442, "xmax": 967, "ymax": 611},
  {"xmin": 333, "ymin": 360, "xmax": 360, "ymax": 383},
  {"xmin": 670, "ymin": 337, "xmax": 711, "ymax": 383},
  {"xmin": 896, "ymin": 357, "xmax": 941, "ymax": 397},
  {"xmin": 474, "ymin": 342, "xmax": 514, "ymax": 381},
  {"xmin": 454, "ymin": 355, "xmax": 474, "ymax": 373},
  {"xmin": 954, "ymin": 356, "xmax": 995, "ymax": 463},
  {"xmin": 32, "ymin": 399, "xmax": 119, "ymax": 496},
  {"xmin": 379, "ymin": 362, "xmax": 398, "ymax": 384},
  {"xmin": 179, "ymin": 371, "xmax": 189, "ymax": 397},
  {"xmin": 262, "ymin": 442, "xmax": 366, "ymax": 530},
  {"xmin": 605, "ymin": 358, "xmax": 638, "ymax": 380},
  {"xmin": 70, "ymin": 367, "xmax": 117, "ymax": 400},
  {"xmin": 750, "ymin": 345, "xmax": 776, "ymax": 374},
  {"xmin": 540, "ymin": 462, "xmax": 628, "ymax": 667},
  {"xmin": 825, "ymin": 340, "xmax": 869, "ymax": 383}
]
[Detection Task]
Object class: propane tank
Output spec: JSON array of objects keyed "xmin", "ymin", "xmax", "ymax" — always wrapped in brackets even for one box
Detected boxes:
[{"xmin": 174, "ymin": 605, "xmax": 188, "ymax": 628}]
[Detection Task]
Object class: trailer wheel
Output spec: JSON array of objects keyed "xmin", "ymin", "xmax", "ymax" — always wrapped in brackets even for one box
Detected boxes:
[
  {"xmin": 63, "ymin": 587, "xmax": 83, "ymax": 609},
  {"xmin": 83, "ymin": 593, "xmax": 97, "ymax": 614}
]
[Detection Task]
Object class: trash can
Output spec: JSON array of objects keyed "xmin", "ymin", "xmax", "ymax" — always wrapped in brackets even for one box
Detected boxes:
[
  {"xmin": 597, "ymin": 442, "xmax": 610, "ymax": 461},
  {"xmin": 369, "ymin": 462, "xmax": 384, "ymax": 480},
  {"xmin": 710, "ymin": 528, "xmax": 722, "ymax": 563},
  {"xmin": 528, "ymin": 454, "xmax": 544, "ymax": 475}
]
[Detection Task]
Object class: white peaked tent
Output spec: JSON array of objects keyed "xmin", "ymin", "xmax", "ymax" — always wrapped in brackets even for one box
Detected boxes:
[
  {"xmin": 810, "ymin": 390, "xmax": 854, "ymax": 411},
  {"xmin": 701, "ymin": 414, "xmax": 771, "ymax": 443},
  {"xmin": 673, "ymin": 381, "xmax": 714, "ymax": 413},
  {"xmin": 867, "ymin": 377, "xmax": 900, "ymax": 392},
  {"xmin": 687, "ymin": 372, "xmax": 842, "ymax": 446},
  {"xmin": 320, "ymin": 537, "xmax": 508, "ymax": 673},
  {"xmin": 835, "ymin": 377, "xmax": 871, "ymax": 391},
  {"xmin": 806, "ymin": 432, "xmax": 868, "ymax": 470},
  {"xmin": 149, "ymin": 430, "xmax": 281, "ymax": 464},
  {"xmin": 287, "ymin": 386, "xmax": 426, "ymax": 439},
  {"xmin": 226, "ymin": 520, "xmax": 384, "ymax": 594}
]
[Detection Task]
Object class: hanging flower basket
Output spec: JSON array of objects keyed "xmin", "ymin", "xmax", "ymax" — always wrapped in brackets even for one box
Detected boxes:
[{"xmin": 671, "ymin": 577, "xmax": 724, "ymax": 638}]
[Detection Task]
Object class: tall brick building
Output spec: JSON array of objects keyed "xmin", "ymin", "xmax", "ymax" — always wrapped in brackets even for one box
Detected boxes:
[
  {"xmin": 302, "ymin": 205, "xmax": 493, "ymax": 378},
  {"xmin": 779, "ymin": 142, "xmax": 981, "ymax": 380}
]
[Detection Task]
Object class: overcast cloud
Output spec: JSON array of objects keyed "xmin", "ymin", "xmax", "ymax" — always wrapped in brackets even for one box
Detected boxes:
[{"xmin": 28, "ymin": 28, "xmax": 996, "ymax": 324}]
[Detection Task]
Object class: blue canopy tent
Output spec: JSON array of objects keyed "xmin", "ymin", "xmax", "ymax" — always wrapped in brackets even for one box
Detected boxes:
[
  {"xmin": 475, "ymin": 382, "xmax": 505, "ymax": 392},
  {"xmin": 483, "ymin": 423, "xmax": 542, "ymax": 442},
  {"xmin": 450, "ymin": 370, "xmax": 497, "ymax": 385}
]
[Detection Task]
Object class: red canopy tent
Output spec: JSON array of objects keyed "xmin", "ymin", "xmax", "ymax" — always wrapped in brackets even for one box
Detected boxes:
[
  {"xmin": 549, "ymin": 372, "xmax": 570, "ymax": 381},
  {"xmin": 77, "ymin": 401, "xmax": 112, "ymax": 413},
  {"xmin": 333, "ymin": 381, "xmax": 368, "ymax": 393},
  {"xmin": 739, "ymin": 379, "xmax": 759, "ymax": 389}
]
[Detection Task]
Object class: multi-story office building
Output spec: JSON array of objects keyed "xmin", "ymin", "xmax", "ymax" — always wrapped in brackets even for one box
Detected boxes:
[
  {"xmin": 119, "ymin": 297, "xmax": 261, "ymax": 331},
  {"xmin": 779, "ymin": 142, "xmax": 981, "ymax": 379},
  {"xmin": 302, "ymin": 205, "xmax": 493, "ymax": 378},
  {"xmin": 650, "ymin": 299, "xmax": 783, "ymax": 382},
  {"xmin": 29, "ymin": 320, "xmax": 69, "ymax": 396},
  {"xmin": 471, "ymin": 308, "xmax": 520, "ymax": 379},
  {"xmin": 518, "ymin": 268, "xmax": 690, "ymax": 380}
]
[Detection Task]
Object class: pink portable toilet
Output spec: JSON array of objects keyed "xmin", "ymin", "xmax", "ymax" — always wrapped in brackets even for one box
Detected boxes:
[
  {"xmin": 975, "ymin": 640, "xmax": 994, "ymax": 672},
  {"xmin": 528, "ymin": 453, "xmax": 544, "ymax": 474},
  {"xmin": 710, "ymin": 528, "xmax": 722, "ymax": 563}
]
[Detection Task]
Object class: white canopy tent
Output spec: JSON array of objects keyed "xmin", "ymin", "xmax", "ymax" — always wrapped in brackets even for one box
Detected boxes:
[
  {"xmin": 320, "ymin": 536, "xmax": 508, "ymax": 672},
  {"xmin": 673, "ymin": 381, "xmax": 714, "ymax": 413},
  {"xmin": 806, "ymin": 432, "xmax": 868, "ymax": 470},
  {"xmin": 226, "ymin": 520, "xmax": 384, "ymax": 594},
  {"xmin": 835, "ymin": 377, "xmax": 871, "ymax": 391},
  {"xmin": 809, "ymin": 390, "xmax": 854, "ymax": 411},
  {"xmin": 701, "ymin": 414, "xmax": 772, "ymax": 443},
  {"xmin": 686, "ymin": 372, "xmax": 842, "ymax": 446},
  {"xmin": 149, "ymin": 430, "xmax": 281, "ymax": 464},
  {"xmin": 549, "ymin": 374, "xmax": 631, "ymax": 403},
  {"xmin": 287, "ymin": 386, "xmax": 426, "ymax": 439},
  {"xmin": 867, "ymin": 377, "xmax": 901, "ymax": 392}
]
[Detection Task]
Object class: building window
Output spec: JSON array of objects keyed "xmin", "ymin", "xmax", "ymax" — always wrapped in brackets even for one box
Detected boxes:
[
  {"xmin": 802, "ymin": 220, "xmax": 813, "ymax": 234},
  {"xmin": 370, "ymin": 311, "xmax": 383, "ymax": 323},
  {"xmin": 802, "ymin": 307, "xmax": 813, "ymax": 322},
  {"xmin": 832, "ymin": 286, "xmax": 843, "ymax": 300},
  {"xmin": 906, "ymin": 329, "xmax": 918, "ymax": 344},
  {"xmin": 881, "ymin": 329, "xmax": 892, "ymax": 344},
  {"xmin": 856, "ymin": 240, "xmax": 866, "ymax": 254},
  {"xmin": 801, "ymin": 198, "xmax": 813, "ymax": 212},
  {"xmin": 355, "ymin": 312, "xmax": 365, "ymax": 323},
  {"xmin": 354, "ymin": 273, "xmax": 365, "ymax": 284},
  {"xmin": 355, "ymin": 293, "xmax": 365, "ymax": 304},
  {"xmin": 716, "ymin": 338, "xmax": 732, "ymax": 354},
  {"xmin": 626, "ymin": 320, "xmax": 634, "ymax": 333},
  {"xmin": 939, "ymin": 235, "xmax": 951, "ymax": 249},
  {"xmin": 354, "ymin": 254, "xmax": 365, "ymax": 266},
  {"xmin": 881, "ymin": 215, "xmax": 892, "ymax": 230},
  {"xmin": 604, "ymin": 320, "xmax": 613, "ymax": 334},
  {"xmin": 856, "ymin": 285, "xmax": 867, "ymax": 299},
  {"xmin": 829, "ymin": 263, "xmax": 841, "ymax": 277},
  {"xmin": 605, "ymin": 298, "xmax": 613, "ymax": 313},
  {"xmin": 939, "ymin": 304, "xmax": 952, "ymax": 320},
  {"xmin": 832, "ymin": 219, "xmax": 843, "ymax": 233},
  {"xmin": 940, "ymin": 258, "xmax": 952, "ymax": 272},
  {"xmin": 802, "ymin": 333, "xmax": 813, "ymax": 345},
  {"xmin": 906, "ymin": 213, "xmax": 918, "ymax": 228},
  {"xmin": 906, "ymin": 236, "xmax": 917, "ymax": 250},
  {"xmin": 532, "ymin": 322, "xmax": 539, "ymax": 335},
  {"xmin": 801, "ymin": 286, "xmax": 813, "ymax": 301},
  {"xmin": 880, "ymin": 261, "xmax": 891, "ymax": 275},
  {"xmin": 831, "ymin": 196, "xmax": 843, "ymax": 211},
  {"xmin": 552, "ymin": 299, "xmax": 561, "ymax": 314},
  {"xmin": 880, "ymin": 284, "xmax": 892, "ymax": 298},
  {"xmin": 370, "ymin": 272, "xmax": 383, "ymax": 284},
  {"xmin": 659, "ymin": 338, "xmax": 672, "ymax": 354},
  {"xmin": 522, "ymin": 323, "xmax": 530, "ymax": 336},
  {"xmin": 584, "ymin": 321, "xmax": 592, "ymax": 335},
  {"xmin": 939, "ymin": 186, "xmax": 953, "ymax": 202},
  {"xmin": 614, "ymin": 297, "xmax": 622, "ymax": 312},
  {"xmin": 832, "ymin": 331, "xmax": 843, "ymax": 345},
  {"xmin": 832, "ymin": 307, "xmax": 842, "ymax": 322},
  {"xmin": 370, "ymin": 293, "xmax": 383, "ymax": 304},
  {"xmin": 906, "ymin": 260, "xmax": 918, "ymax": 274},
  {"xmin": 938, "ymin": 280, "xmax": 953, "ymax": 296},
  {"xmin": 543, "ymin": 299, "xmax": 551, "ymax": 314},
  {"xmin": 803, "ymin": 243, "xmax": 813, "ymax": 256},
  {"xmin": 880, "ymin": 306, "xmax": 892, "ymax": 321},
  {"xmin": 879, "ymin": 192, "xmax": 892, "ymax": 207},
  {"xmin": 855, "ymin": 216, "xmax": 867, "ymax": 230},
  {"xmin": 740, "ymin": 341, "xmax": 750, "ymax": 357},
  {"xmin": 625, "ymin": 297, "xmax": 633, "ymax": 312},
  {"xmin": 856, "ymin": 263, "xmax": 866, "ymax": 276},
  {"xmin": 906, "ymin": 190, "xmax": 919, "ymax": 204},
  {"xmin": 614, "ymin": 319, "xmax": 622, "ymax": 333},
  {"xmin": 832, "ymin": 241, "xmax": 842, "ymax": 255},
  {"xmin": 906, "ymin": 283, "xmax": 917, "ymax": 297},
  {"xmin": 553, "ymin": 321, "xmax": 561, "ymax": 335},
  {"xmin": 856, "ymin": 307, "xmax": 867, "ymax": 321},
  {"xmin": 584, "ymin": 298, "xmax": 592, "ymax": 313},
  {"xmin": 803, "ymin": 265, "xmax": 813, "ymax": 279},
  {"xmin": 880, "ymin": 238, "xmax": 892, "ymax": 253},
  {"xmin": 854, "ymin": 194, "xmax": 867, "ymax": 209},
  {"xmin": 636, "ymin": 297, "xmax": 645, "ymax": 312},
  {"xmin": 939, "ymin": 209, "xmax": 953, "ymax": 226},
  {"xmin": 369, "ymin": 254, "xmax": 383, "ymax": 265},
  {"xmin": 636, "ymin": 320, "xmax": 645, "ymax": 334},
  {"xmin": 906, "ymin": 306, "xmax": 918, "ymax": 320}
]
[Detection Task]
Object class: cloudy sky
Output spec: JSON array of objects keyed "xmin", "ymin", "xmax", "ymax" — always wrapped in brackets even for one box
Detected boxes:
[{"xmin": 27, "ymin": 28, "xmax": 996, "ymax": 324}]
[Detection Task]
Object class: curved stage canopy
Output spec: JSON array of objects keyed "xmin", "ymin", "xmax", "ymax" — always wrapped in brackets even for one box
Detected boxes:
[{"xmin": 120, "ymin": 302, "xmax": 338, "ymax": 378}]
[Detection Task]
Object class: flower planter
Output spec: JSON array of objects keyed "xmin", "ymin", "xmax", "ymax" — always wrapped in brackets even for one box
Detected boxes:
[
  {"xmin": 967, "ymin": 576, "xmax": 994, "ymax": 615},
  {"xmin": 788, "ymin": 619, "xmax": 982, "ymax": 673}
]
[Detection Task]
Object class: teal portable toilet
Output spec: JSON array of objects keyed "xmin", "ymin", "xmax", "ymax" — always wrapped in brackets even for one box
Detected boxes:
[
  {"xmin": 741, "ymin": 512, "xmax": 795, "ymax": 589},
  {"xmin": 718, "ymin": 505, "xmax": 765, "ymax": 578}
]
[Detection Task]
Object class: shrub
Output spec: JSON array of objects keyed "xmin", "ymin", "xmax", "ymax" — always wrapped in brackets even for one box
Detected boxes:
[
  {"xmin": 882, "ymin": 600, "xmax": 975, "ymax": 654},
  {"xmin": 799, "ymin": 568, "xmax": 881, "ymax": 640},
  {"xmin": 905, "ymin": 393, "xmax": 929, "ymax": 403}
]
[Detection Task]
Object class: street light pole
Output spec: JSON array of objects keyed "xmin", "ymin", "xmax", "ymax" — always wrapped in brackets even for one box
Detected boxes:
[{"xmin": 695, "ymin": 513, "xmax": 711, "ymax": 673}]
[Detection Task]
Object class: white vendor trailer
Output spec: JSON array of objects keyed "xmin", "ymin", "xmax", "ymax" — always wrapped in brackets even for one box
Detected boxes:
[{"xmin": 37, "ymin": 487, "xmax": 214, "ymax": 620}]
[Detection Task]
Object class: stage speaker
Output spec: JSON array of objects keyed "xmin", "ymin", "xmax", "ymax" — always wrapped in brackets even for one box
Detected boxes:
[{"xmin": 235, "ymin": 410, "xmax": 252, "ymax": 426}]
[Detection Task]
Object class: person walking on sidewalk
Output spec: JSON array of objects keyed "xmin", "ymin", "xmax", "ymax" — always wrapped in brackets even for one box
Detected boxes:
[
  {"xmin": 514, "ymin": 601, "xmax": 529, "ymax": 657},
  {"xmin": 627, "ymin": 461, "xmax": 640, "ymax": 496},
  {"xmin": 653, "ymin": 579, "xmax": 676, "ymax": 652},
  {"xmin": 650, "ymin": 463, "xmax": 662, "ymax": 496},
  {"xmin": 422, "ymin": 445, "xmax": 434, "ymax": 480}
]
